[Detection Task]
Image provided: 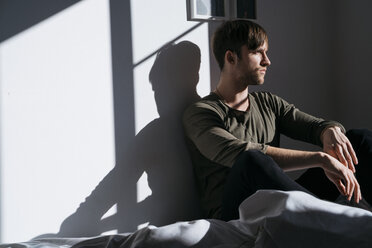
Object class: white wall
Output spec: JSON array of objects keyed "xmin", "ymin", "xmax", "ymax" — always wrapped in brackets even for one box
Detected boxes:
[
  {"xmin": 0, "ymin": 0, "xmax": 115, "ymax": 242},
  {"xmin": 0, "ymin": 0, "xmax": 210, "ymax": 243}
]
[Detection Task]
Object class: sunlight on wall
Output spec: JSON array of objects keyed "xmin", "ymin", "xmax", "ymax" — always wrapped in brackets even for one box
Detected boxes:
[
  {"xmin": 100, "ymin": 204, "xmax": 118, "ymax": 235},
  {"xmin": 0, "ymin": 0, "xmax": 115, "ymax": 242},
  {"xmin": 137, "ymin": 172, "xmax": 152, "ymax": 203},
  {"xmin": 130, "ymin": 0, "xmax": 211, "ymax": 135}
]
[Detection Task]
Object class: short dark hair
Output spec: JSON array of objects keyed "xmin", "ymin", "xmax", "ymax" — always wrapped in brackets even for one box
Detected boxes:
[{"xmin": 212, "ymin": 20, "xmax": 268, "ymax": 70}]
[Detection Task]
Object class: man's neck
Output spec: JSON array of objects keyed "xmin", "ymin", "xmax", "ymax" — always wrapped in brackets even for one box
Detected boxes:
[{"xmin": 215, "ymin": 77, "xmax": 249, "ymax": 112}]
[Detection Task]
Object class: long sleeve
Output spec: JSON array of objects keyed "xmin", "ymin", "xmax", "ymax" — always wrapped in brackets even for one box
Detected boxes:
[
  {"xmin": 183, "ymin": 101, "xmax": 266, "ymax": 168},
  {"xmin": 268, "ymin": 94, "xmax": 345, "ymax": 146}
]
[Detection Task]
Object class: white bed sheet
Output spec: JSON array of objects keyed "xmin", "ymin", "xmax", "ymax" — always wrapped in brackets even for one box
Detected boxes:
[{"xmin": 1, "ymin": 190, "xmax": 371, "ymax": 248}]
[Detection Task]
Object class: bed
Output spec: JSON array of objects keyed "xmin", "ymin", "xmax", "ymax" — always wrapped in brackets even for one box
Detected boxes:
[{"xmin": 1, "ymin": 190, "xmax": 372, "ymax": 248}]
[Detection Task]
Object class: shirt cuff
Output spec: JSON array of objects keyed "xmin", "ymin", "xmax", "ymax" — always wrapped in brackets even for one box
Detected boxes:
[{"xmin": 246, "ymin": 142, "xmax": 268, "ymax": 153}]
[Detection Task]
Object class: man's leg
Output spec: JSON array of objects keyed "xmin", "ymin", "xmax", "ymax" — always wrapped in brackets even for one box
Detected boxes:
[
  {"xmin": 295, "ymin": 167, "xmax": 339, "ymax": 202},
  {"xmin": 347, "ymin": 129, "xmax": 372, "ymax": 204},
  {"xmin": 220, "ymin": 150, "xmax": 312, "ymax": 221}
]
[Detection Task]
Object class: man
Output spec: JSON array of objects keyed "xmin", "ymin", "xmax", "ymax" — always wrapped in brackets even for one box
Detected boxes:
[{"xmin": 183, "ymin": 20, "xmax": 372, "ymax": 221}]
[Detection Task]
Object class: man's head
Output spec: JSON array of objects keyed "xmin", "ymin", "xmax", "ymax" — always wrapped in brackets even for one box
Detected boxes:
[{"xmin": 212, "ymin": 20, "xmax": 268, "ymax": 71}]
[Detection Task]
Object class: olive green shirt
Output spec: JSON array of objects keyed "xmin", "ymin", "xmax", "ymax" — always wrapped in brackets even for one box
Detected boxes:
[{"xmin": 183, "ymin": 91, "xmax": 344, "ymax": 218}]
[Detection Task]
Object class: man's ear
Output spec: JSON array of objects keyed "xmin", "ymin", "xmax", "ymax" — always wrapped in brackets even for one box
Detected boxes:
[{"xmin": 225, "ymin": 50, "xmax": 236, "ymax": 65}]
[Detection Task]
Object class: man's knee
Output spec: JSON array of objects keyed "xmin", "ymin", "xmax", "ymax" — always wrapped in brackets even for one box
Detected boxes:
[
  {"xmin": 346, "ymin": 128, "xmax": 371, "ymax": 139},
  {"xmin": 233, "ymin": 150, "xmax": 276, "ymax": 176},
  {"xmin": 346, "ymin": 129, "xmax": 372, "ymax": 151},
  {"xmin": 234, "ymin": 150, "xmax": 266, "ymax": 166}
]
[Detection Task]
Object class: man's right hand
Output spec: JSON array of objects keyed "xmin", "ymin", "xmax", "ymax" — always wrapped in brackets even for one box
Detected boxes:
[{"xmin": 320, "ymin": 152, "xmax": 361, "ymax": 203}]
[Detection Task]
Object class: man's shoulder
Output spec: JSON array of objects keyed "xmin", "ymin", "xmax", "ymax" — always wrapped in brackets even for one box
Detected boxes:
[
  {"xmin": 250, "ymin": 91, "xmax": 286, "ymax": 105},
  {"xmin": 185, "ymin": 93, "xmax": 226, "ymax": 113},
  {"xmin": 183, "ymin": 93, "xmax": 227, "ymax": 121},
  {"xmin": 250, "ymin": 91, "xmax": 277, "ymax": 100}
]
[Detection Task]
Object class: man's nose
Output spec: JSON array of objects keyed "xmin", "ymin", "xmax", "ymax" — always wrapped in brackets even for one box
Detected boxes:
[{"xmin": 262, "ymin": 53, "xmax": 271, "ymax": 66}]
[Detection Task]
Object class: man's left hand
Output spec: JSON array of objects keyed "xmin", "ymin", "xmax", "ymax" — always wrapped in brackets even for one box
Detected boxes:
[{"xmin": 321, "ymin": 126, "xmax": 358, "ymax": 173}]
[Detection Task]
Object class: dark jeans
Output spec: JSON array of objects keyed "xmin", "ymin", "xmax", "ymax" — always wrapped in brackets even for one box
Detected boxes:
[{"xmin": 221, "ymin": 129, "xmax": 372, "ymax": 221}]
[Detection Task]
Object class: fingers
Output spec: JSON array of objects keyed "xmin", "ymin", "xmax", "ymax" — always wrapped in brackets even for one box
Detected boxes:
[
  {"xmin": 335, "ymin": 143, "xmax": 356, "ymax": 173},
  {"xmin": 334, "ymin": 179, "xmax": 347, "ymax": 196},
  {"xmin": 330, "ymin": 136, "xmax": 357, "ymax": 172},
  {"xmin": 322, "ymin": 126, "xmax": 359, "ymax": 172},
  {"xmin": 351, "ymin": 173, "xmax": 362, "ymax": 203},
  {"xmin": 343, "ymin": 170, "xmax": 361, "ymax": 203},
  {"xmin": 346, "ymin": 141, "xmax": 358, "ymax": 165},
  {"xmin": 325, "ymin": 164, "xmax": 361, "ymax": 203},
  {"xmin": 346, "ymin": 175, "xmax": 354, "ymax": 201},
  {"xmin": 335, "ymin": 145, "xmax": 347, "ymax": 167}
]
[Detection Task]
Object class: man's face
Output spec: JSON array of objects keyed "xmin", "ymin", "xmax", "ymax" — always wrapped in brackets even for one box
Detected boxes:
[{"xmin": 235, "ymin": 42, "xmax": 271, "ymax": 86}]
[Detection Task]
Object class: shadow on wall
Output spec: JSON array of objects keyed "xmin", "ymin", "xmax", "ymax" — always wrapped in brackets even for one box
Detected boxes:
[
  {"xmin": 0, "ymin": 0, "xmax": 81, "ymax": 42},
  {"xmin": 44, "ymin": 41, "xmax": 204, "ymax": 237}
]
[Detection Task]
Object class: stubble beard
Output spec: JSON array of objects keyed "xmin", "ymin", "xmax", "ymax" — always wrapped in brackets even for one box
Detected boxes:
[
  {"xmin": 237, "ymin": 67, "xmax": 266, "ymax": 87},
  {"xmin": 247, "ymin": 72, "xmax": 265, "ymax": 86}
]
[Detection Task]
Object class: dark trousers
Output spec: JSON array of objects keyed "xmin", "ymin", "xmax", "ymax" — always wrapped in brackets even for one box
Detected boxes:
[{"xmin": 221, "ymin": 129, "xmax": 372, "ymax": 221}]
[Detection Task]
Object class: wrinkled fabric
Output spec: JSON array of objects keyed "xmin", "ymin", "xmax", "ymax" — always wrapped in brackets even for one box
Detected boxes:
[
  {"xmin": 1, "ymin": 190, "xmax": 371, "ymax": 248},
  {"xmin": 232, "ymin": 190, "xmax": 372, "ymax": 248}
]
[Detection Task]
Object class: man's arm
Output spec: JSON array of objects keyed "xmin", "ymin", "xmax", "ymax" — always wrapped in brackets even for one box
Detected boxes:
[
  {"xmin": 269, "ymin": 95, "xmax": 361, "ymax": 202},
  {"xmin": 271, "ymin": 93, "xmax": 344, "ymax": 147},
  {"xmin": 183, "ymin": 101, "xmax": 267, "ymax": 167},
  {"xmin": 266, "ymin": 145, "xmax": 362, "ymax": 203}
]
